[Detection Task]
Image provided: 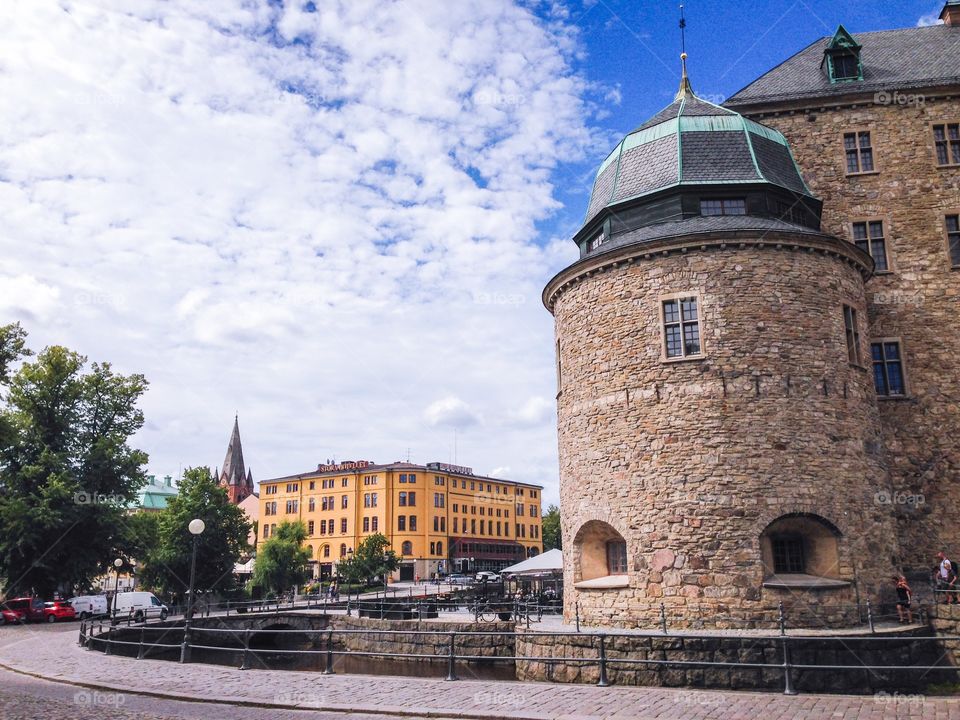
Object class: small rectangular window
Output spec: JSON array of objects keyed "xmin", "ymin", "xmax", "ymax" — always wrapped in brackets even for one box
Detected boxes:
[
  {"xmin": 398, "ymin": 516, "xmax": 406, "ymax": 531},
  {"xmin": 372, "ymin": 516, "xmax": 378, "ymax": 531},
  {"xmin": 363, "ymin": 517, "xmax": 370, "ymax": 532},
  {"xmin": 947, "ymin": 215, "xmax": 960, "ymax": 267},
  {"xmin": 843, "ymin": 304, "xmax": 862, "ymax": 365},
  {"xmin": 700, "ymin": 198, "xmax": 746, "ymax": 216},
  {"xmin": 830, "ymin": 53, "xmax": 859, "ymax": 81},
  {"xmin": 662, "ymin": 296, "xmax": 702, "ymax": 359},
  {"xmin": 772, "ymin": 536, "xmax": 805, "ymax": 574},
  {"xmin": 588, "ymin": 231, "xmax": 605, "ymax": 251},
  {"xmin": 340, "ymin": 518, "xmax": 347, "ymax": 533},
  {"xmin": 852, "ymin": 220, "xmax": 889, "ymax": 271},
  {"xmin": 872, "ymin": 341, "xmax": 906, "ymax": 397},
  {"xmin": 606, "ymin": 541, "xmax": 627, "ymax": 574},
  {"xmin": 844, "ymin": 131, "xmax": 874, "ymax": 174},
  {"xmin": 409, "ymin": 515, "xmax": 417, "ymax": 531},
  {"xmin": 934, "ymin": 123, "xmax": 960, "ymax": 166}
]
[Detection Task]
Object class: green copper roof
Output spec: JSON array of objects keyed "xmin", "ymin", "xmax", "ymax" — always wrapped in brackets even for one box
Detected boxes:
[{"xmin": 584, "ymin": 90, "xmax": 813, "ymax": 224}]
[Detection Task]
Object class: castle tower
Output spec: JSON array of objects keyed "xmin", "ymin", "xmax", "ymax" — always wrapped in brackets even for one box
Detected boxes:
[
  {"xmin": 544, "ymin": 67, "xmax": 898, "ymax": 628},
  {"xmin": 219, "ymin": 415, "xmax": 254, "ymax": 504}
]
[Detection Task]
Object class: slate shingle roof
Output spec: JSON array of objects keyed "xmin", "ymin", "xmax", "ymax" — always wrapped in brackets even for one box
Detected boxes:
[
  {"xmin": 726, "ymin": 24, "xmax": 960, "ymax": 107},
  {"xmin": 584, "ymin": 93, "xmax": 813, "ymax": 225}
]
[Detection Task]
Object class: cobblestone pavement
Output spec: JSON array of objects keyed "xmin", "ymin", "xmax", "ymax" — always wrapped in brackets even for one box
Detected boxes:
[{"xmin": 0, "ymin": 625, "xmax": 958, "ymax": 719}]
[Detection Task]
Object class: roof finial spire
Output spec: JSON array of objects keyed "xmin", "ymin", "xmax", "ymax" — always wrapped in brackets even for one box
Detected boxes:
[{"xmin": 676, "ymin": 4, "xmax": 694, "ymax": 100}]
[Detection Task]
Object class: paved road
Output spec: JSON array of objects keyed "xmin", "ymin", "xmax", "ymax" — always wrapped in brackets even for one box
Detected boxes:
[{"xmin": 0, "ymin": 623, "xmax": 958, "ymax": 719}]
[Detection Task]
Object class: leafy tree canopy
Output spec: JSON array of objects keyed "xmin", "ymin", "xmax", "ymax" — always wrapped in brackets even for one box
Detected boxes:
[
  {"xmin": 337, "ymin": 533, "xmax": 399, "ymax": 585},
  {"xmin": 251, "ymin": 520, "xmax": 311, "ymax": 596},
  {"xmin": 138, "ymin": 467, "xmax": 250, "ymax": 601},
  {"xmin": 0, "ymin": 329, "xmax": 148, "ymax": 598},
  {"xmin": 542, "ymin": 504, "xmax": 562, "ymax": 551}
]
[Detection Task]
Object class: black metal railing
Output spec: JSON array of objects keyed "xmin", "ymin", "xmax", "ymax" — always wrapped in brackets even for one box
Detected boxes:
[{"xmin": 78, "ymin": 603, "xmax": 960, "ymax": 696}]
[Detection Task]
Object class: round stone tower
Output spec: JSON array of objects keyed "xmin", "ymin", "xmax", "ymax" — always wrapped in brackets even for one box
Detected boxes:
[{"xmin": 544, "ymin": 73, "xmax": 900, "ymax": 629}]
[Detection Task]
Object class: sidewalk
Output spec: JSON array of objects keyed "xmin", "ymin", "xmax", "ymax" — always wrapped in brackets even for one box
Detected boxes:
[{"xmin": 0, "ymin": 628, "xmax": 957, "ymax": 719}]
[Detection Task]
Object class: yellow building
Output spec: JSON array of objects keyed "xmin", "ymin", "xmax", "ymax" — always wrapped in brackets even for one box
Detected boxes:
[{"xmin": 258, "ymin": 460, "xmax": 544, "ymax": 581}]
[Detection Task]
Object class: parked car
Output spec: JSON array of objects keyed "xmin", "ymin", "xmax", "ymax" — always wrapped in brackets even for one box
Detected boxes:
[
  {"xmin": 43, "ymin": 600, "xmax": 76, "ymax": 623},
  {"xmin": 445, "ymin": 574, "xmax": 473, "ymax": 585},
  {"xmin": 475, "ymin": 572, "xmax": 501, "ymax": 583},
  {"xmin": 113, "ymin": 591, "xmax": 168, "ymax": 623},
  {"xmin": 2, "ymin": 597, "xmax": 45, "ymax": 622},
  {"xmin": 0, "ymin": 606, "xmax": 23, "ymax": 625},
  {"xmin": 69, "ymin": 595, "xmax": 108, "ymax": 619}
]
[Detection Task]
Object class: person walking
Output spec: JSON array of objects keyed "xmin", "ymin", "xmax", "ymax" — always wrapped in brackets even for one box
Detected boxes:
[
  {"xmin": 894, "ymin": 575, "xmax": 913, "ymax": 623},
  {"xmin": 935, "ymin": 552, "xmax": 958, "ymax": 604}
]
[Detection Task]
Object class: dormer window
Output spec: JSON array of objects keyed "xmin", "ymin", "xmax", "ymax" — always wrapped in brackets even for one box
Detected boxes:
[
  {"xmin": 588, "ymin": 231, "xmax": 605, "ymax": 251},
  {"xmin": 822, "ymin": 25, "xmax": 862, "ymax": 84},
  {"xmin": 700, "ymin": 198, "xmax": 745, "ymax": 216}
]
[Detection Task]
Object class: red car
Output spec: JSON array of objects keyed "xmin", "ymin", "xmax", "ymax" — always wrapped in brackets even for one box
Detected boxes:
[
  {"xmin": 2, "ymin": 597, "xmax": 45, "ymax": 622},
  {"xmin": 43, "ymin": 600, "xmax": 76, "ymax": 623},
  {"xmin": 0, "ymin": 607, "xmax": 23, "ymax": 625}
]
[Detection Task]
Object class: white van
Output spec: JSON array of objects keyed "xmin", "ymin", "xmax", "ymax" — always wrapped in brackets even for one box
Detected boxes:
[
  {"xmin": 113, "ymin": 591, "xmax": 168, "ymax": 623},
  {"xmin": 69, "ymin": 595, "xmax": 108, "ymax": 619}
]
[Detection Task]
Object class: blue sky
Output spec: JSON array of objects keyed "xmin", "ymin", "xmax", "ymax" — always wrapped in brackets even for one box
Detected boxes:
[
  {"xmin": 538, "ymin": 0, "xmax": 942, "ymax": 243},
  {"xmin": 0, "ymin": 0, "xmax": 943, "ymax": 508}
]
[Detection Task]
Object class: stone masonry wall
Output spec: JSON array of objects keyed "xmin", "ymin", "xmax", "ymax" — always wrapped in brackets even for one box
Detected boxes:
[
  {"xmin": 551, "ymin": 234, "xmax": 898, "ymax": 628},
  {"xmin": 750, "ymin": 97, "xmax": 960, "ymax": 571}
]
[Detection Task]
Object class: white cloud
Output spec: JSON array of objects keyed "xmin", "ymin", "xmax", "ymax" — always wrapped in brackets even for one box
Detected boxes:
[
  {"xmin": 0, "ymin": 0, "xmax": 592, "ymax": 508},
  {"xmin": 509, "ymin": 396, "xmax": 555, "ymax": 427},
  {"xmin": 423, "ymin": 396, "xmax": 482, "ymax": 430},
  {"xmin": 917, "ymin": 7, "xmax": 944, "ymax": 26}
]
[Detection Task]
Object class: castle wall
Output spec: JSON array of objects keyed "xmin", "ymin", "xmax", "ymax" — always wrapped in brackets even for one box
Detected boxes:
[
  {"xmin": 752, "ymin": 98, "xmax": 960, "ymax": 570},
  {"xmin": 550, "ymin": 235, "xmax": 897, "ymax": 628}
]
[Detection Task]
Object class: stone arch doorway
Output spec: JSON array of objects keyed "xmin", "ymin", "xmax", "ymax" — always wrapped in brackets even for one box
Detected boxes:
[
  {"xmin": 759, "ymin": 512, "xmax": 842, "ymax": 580},
  {"xmin": 572, "ymin": 520, "xmax": 629, "ymax": 589}
]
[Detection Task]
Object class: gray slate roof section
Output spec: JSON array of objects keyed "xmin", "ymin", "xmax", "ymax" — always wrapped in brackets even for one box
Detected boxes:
[
  {"xmin": 586, "ymin": 161, "xmax": 618, "ymax": 221},
  {"xmin": 681, "ymin": 131, "xmax": 759, "ymax": 182},
  {"xmin": 594, "ymin": 215, "xmax": 821, "ymax": 257},
  {"xmin": 636, "ymin": 100, "xmax": 682, "ymax": 131},
  {"xmin": 612, "ymin": 135, "xmax": 678, "ymax": 202},
  {"xmin": 727, "ymin": 25, "xmax": 960, "ymax": 106},
  {"xmin": 750, "ymin": 133, "xmax": 807, "ymax": 193}
]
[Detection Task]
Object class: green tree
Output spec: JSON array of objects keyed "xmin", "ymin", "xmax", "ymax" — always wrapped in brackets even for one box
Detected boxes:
[
  {"xmin": 337, "ymin": 533, "xmax": 399, "ymax": 586},
  {"xmin": 251, "ymin": 521, "xmax": 311, "ymax": 596},
  {"xmin": 0, "ymin": 336, "xmax": 149, "ymax": 597},
  {"xmin": 542, "ymin": 504, "xmax": 562, "ymax": 551},
  {"xmin": 138, "ymin": 467, "xmax": 250, "ymax": 601}
]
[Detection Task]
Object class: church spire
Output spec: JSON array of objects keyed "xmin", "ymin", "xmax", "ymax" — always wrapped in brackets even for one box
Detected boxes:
[{"xmin": 219, "ymin": 415, "xmax": 252, "ymax": 503}]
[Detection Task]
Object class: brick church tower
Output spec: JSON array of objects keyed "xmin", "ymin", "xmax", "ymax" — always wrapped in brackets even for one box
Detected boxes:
[{"xmin": 218, "ymin": 415, "xmax": 254, "ymax": 504}]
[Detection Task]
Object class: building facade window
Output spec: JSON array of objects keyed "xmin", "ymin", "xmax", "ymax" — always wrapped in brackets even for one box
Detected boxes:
[
  {"xmin": 437, "ymin": 541, "xmax": 443, "ymax": 556},
  {"xmin": 363, "ymin": 493, "xmax": 371, "ymax": 508},
  {"xmin": 700, "ymin": 198, "xmax": 746, "ymax": 216},
  {"xmin": 265, "ymin": 485, "xmax": 278, "ymax": 495},
  {"xmin": 844, "ymin": 131, "xmax": 874, "ymax": 174},
  {"xmin": 934, "ymin": 123, "xmax": 960, "ymax": 166},
  {"xmin": 340, "ymin": 518, "xmax": 347, "ymax": 533},
  {"xmin": 399, "ymin": 492, "xmax": 407, "ymax": 507},
  {"xmin": 363, "ymin": 517, "xmax": 370, "ymax": 532},
  {"xmin": 340, "ymin": 544, "xmax": 347, "ymax": 557},
  {"xmin": 434, "ymin": 493, "xmax": 445, "ymax": 508},
  {"xmin": 771, "ymin": 536, "xmax": 805, "ymax": 574},
  {"xmin": 843, "ymin": 304, "xmax": 862, "ymax": 365},
  {"xmin": 409, "ymin": 515, "xmax": 417, "ymax": 531},
  {"xmin": 662, "ymin": 296, "xmax": 702, "ymax": 359},
  {"xmin": 323, "ymin": 545, "xmax": 330, "ymax": 558},
  {"xmin": 588, "ymin": 230, "xmax": 605, "ymax": 251},
  {"xmin": 371, "ymin": 492, "xmax": 378, "ymax": 507},
  {"xmin": 285, "ymin": 500, "xmax": 298, "ymax": 514},
  {"xmin": 308, "ymin": 520, "xmax": 314, "ymax": 535},
  {"xmin": 606, "ymin": 540, "xmax": 627, "ymax": 574},
  {"xmin": 852, "ymin": 220, "xmax": 889, "ymax": 271},
  {"xmin": 947, "ymin": 214, "xmax": 960, "ymax": 267},
  {"xmin": 341, "ymin": 495, "xmax": 348, "ymax": 509},
  {"xmin": 401, "ymin": 541, "xmax": 413, "ymax": 555},
  {"xmin": 872, "ymin": 340, "xmax": 906, "ymax": 397},
  {"xmin": 308, "ymin": 497, "xmax": 315, "ymax": 512},
  {"xmin": 430, "ymin": 542, "xmax": 435, "ymax": 555},
  {"xmin": 398, "ymin": 516, "xmax": 406, "ymax": 531},
  {"xmin": 372, "ymin": 517, "xmax": 378, "ymax": 531}
]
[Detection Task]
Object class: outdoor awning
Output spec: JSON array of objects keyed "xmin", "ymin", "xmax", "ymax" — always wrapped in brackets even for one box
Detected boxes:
[{"xmin": 500, "ymin": 548, "xmax": 563, "ymax": 579}]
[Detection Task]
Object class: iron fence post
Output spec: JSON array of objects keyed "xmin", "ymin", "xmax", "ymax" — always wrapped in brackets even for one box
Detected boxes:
[
  {"xmin": 781, "ymin": 636, "xmax": 797, "ymax": 695},
  {"xmin": 660, "ymin": 603, "xmax": 668, "ymax": 635},
  {"xmin": 78, "ymin": 620, "xmax": 85, "ymax": 647},
  {"xmin": 867, "ymin": 600, "xmax": 875, "ymax": 634},
  {"xmin": 445, "ymin": 632, "xmax": 458, "ymax": 681},
  {"xmin": 105, "ymin": 624, "xmax": 113, "ymax": 655},
  {"xmin": 137, "ymin": 624, "xmax": 146, "ymax": 660},
  {"xmin": 576, "ymin": 601, "xmax": 580, "ymax": 632},
  {"xmin": 597, "ymin": 633, "xmax": 610, "ymax": 687},
  {"xmin": 323, "ymin": 629, "xmax": 336, "ymax": 674},
  {"xmin": 778, "ymin": 602, "xmax": 786, "ymax": 636},
  {"xmin": 240, "ymin": 628, "xmax": 251, "ymax": 670},
  {"xmin": 526, "ymin": 600, "xmax": 531, "ymax": 630}
]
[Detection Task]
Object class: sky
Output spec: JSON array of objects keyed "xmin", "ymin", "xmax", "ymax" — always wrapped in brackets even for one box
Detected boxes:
[{"xmin": 0, "ymin": 0, "xmax": 943, "ymax": 509}]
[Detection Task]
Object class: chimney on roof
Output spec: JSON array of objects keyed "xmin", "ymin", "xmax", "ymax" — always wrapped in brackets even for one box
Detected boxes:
[{"xmin": 941, "ymin": 1, "xmax": 960, "ymax": 25}]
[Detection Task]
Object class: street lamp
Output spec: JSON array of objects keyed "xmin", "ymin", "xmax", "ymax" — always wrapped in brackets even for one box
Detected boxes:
[
  {"xmin": 345, "ymin": 548, "xmax": 354, "ymax": 616},
  {"xmin": 111, "ymin": 558, "xmax": 123, "ymax": 623},
  {"xmin": 180, "ymin": 518, "xmax": 205, "ymax": 663}
]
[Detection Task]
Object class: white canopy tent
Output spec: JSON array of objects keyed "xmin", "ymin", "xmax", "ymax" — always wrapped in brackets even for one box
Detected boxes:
[{"xmin": 500, "ymin": 548, "xmax": 563, "ymax": 579}]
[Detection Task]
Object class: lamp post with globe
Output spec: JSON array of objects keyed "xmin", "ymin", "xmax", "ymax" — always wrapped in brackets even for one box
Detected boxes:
[
  {"xmin": 110, "ymin": 558, "xmax": 123, "ymax": 623},
  {"xmin": 179, "ymin": 518, "xmax": 205, "ymax": 663}
]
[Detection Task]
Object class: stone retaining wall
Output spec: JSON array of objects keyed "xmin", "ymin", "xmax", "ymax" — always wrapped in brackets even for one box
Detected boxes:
[
  {"xmin": 330, "ymin": 615, "xmax": 514, "ymax": 659},
  {"xmin": 515, "ymin": 629, "xmax": 951, "ymax": 693}
]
